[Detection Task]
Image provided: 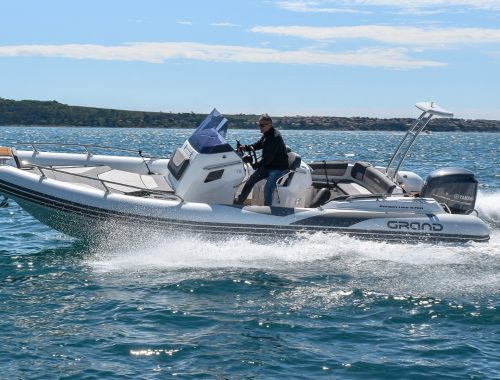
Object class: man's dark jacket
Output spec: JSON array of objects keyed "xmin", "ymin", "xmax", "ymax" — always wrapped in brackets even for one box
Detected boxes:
[{"xmin": 251, "ymin": 127, "xmax": 288, "ymax": 170}]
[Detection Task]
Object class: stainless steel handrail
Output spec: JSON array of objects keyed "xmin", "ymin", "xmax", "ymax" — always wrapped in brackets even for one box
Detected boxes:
[
  {"xmin": 203, "ymin": 160, "xmax": 242, "ymax": 171},
  {"xmin": 16, "ymin": 142, "xmax": 169, "ymax": 175},
  {"xmin": 329, "ymin": 193, "xmax": 390, "ymax": 202},
  {"xmin": 17, "ymin": 141, "xmax": 156, "ymax": 155},
  {"xmin": 385, "ymin": 111, "xmax": 434, "ymax": 180}
]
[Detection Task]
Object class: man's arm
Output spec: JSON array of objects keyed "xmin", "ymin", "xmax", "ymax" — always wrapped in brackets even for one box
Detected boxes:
[{"xmin": 250, "ymin": 136, "xmax": 264, "ymax": 151}]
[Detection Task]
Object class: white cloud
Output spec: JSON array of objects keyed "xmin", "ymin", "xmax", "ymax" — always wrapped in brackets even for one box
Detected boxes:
[
  {"xmin": 276, "ymin": 1, "xmax": 362, "ymax": 13},
  {"xmin": 251, "ymin": 25, "xmax": 500, "ymax": 46},
  {"xmin": 354, "ymin": 0, "xmax": 500, "ymax": 10},
  {"xmin": 0, "ymin": 42, "xmax": 444, "ymax": 69},
  {"xmin": 276, "ymin": 0, "xmax": 500, "ymax": 12},
  {"xmin": 176, "ymin": 20, "xmax": 192, "ymax": 25},
  {"xmin": 210, "ymin": 22, "xmax": 240, "ymax": 27}
]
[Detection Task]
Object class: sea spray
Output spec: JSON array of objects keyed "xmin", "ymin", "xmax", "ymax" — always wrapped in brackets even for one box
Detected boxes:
[
  {"xmin": 85, "ymin": 229, "xmax": 499, "ymax": 299},
  {"xmin": 475, "ymin": 191, "xmax": 500, "ymax": 226}
]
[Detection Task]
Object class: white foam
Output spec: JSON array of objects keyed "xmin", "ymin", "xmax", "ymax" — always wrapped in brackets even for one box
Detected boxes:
[
  {"xmin": 476, "ymin": 191, "xmax": 500, "ymax": 226},
  {"xmin": 87, "ymin": 228, "xmax": 499, "ymax": 272},
  {"xmin": 84, "ymin": 227, "xmax": 500, "ymax": 300},
  {"xmin": 84, "ymin": 192, "xmax": 500, "ymax": 298},
  {"xmin": 87, "ymin": 233, "xmax": 340, "ymax": 272}
]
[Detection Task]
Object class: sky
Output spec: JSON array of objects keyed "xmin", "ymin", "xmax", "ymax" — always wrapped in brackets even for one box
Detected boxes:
[{"xmin": 1, "ymin": 0, "xmax": 499, "ymax": 120}]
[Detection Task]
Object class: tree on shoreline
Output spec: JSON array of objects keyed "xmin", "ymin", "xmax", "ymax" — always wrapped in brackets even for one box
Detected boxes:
[{"xmin": 1, "ymin": 98, "xmax": 498, "ymax": 132}]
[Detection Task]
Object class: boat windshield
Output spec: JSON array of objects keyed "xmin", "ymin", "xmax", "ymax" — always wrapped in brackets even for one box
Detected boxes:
[{"xmin": 188, "ymin": 109, "xmax": 233, "ymax": 154}]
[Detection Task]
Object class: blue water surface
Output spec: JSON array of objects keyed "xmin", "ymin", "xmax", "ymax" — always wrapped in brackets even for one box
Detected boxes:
[{"xmin": 0, "ymin": 127, "xmax": 499, "ymax": 379}]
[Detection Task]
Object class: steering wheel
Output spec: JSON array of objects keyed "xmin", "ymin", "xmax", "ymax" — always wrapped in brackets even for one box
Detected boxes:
[{"xmin": 236, "ymin": 140, "xmax": 258, "ymax": 168}]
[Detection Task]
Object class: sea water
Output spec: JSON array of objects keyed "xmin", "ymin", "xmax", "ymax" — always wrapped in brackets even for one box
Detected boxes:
[{"xmin": 0, "ymin": 127, "xmax": 498, "ymax": 379}]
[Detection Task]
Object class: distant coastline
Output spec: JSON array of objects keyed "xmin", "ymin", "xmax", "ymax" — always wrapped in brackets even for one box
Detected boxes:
[{"xmin": 1, "ymin": 97, "xmax": 499, "ymax": 132}]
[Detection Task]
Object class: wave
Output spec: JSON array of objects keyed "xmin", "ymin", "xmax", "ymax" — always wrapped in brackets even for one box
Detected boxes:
[
  {"xmin": 87, "ymin": 227, "xmax": 499, "ymax": 271},
  {"xmin": 476, "ymin": 191, "xmax": 500, "ymax": 226}
]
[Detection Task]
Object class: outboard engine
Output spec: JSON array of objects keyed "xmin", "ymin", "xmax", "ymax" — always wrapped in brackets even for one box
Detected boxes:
[{"xmin": 421, "ymin": 167, "xmax": 478, "ymax": 214}]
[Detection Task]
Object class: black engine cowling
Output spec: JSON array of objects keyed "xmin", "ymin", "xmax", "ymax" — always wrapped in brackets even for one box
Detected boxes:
[{"xmin": 421, "ymin": 167, "xmax": 478, "ymax": 214}]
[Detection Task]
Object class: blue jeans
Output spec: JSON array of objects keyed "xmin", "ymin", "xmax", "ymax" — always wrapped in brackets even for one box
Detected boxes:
[{"xmin": 238, "ymin": 168, "xmax": 287, "ymax": 206}]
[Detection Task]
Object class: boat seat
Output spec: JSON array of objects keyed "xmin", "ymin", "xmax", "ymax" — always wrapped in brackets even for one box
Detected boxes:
[
  {"xmin": 277, "ymin": 152, "xmax": 301, "ymax": 187},
  {"xmin": 350, "ymin": 162, "xmax": 395, "ymax": 194},
  {"xmin": 28, "ymin": 165, "xmax": 112, "ymax": 179},
  {"xmin": 350, "ymin": 162, "xmax": 370, "ymax": 181},
  {"xmin": 309, "ymin": 187, "xmax": 331, "ymax": 207},
  {"xmin": 309, "ymin": 160, "xmax": 348, "ymax": 176},
  {"xmin": 362, "ymin": 166, "xmax": 396, "ymax": 194},
  {"xmin": 258, "ymin": 151, "xmax": 308, "ymax": 207},
  {"xmin": 336, "ymin": 163, "xmax": 396, "ymax": 195},
  {"xmin": 98, "ymin": 169, "xmax": 174, "ymax": 193},
  {"xmin": 336, "ymin": 181, "xmax": 372, "ymax": 195},
  {"xmin": 310, "ymin": 160, "xmax": 348, "ymax": 188},
  {"xmin": 26, "ymin": 165, "xmax": 113, "ymax": 191},
  {"xmin": 26, "ymin": 165, "xmax": 175, "ymax": 194}
]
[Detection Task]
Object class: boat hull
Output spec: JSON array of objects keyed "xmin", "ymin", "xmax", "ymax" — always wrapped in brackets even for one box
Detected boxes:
[{"xmin": 0, "ymin": 165, "xmax": 490, "ymax": 244}]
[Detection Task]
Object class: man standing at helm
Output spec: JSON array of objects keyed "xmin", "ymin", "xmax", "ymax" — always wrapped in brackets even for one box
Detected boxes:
[{"xmin": 235, "ymin": 114, "xmax": 289, "ymax": 206}]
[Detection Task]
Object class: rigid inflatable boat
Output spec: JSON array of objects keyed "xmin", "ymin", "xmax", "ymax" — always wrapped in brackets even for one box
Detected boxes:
[{"xmin": 0, "ymin": 102, "xmax": 490, "ymax": 243}]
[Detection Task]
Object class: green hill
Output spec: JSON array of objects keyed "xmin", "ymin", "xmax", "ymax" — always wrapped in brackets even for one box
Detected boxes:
[{"xmin": 1, "ymin": 97, "xmax": 498, "ymax": 132}]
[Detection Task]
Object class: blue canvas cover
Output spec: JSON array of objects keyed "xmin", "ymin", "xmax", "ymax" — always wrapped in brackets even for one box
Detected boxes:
[{"xmin": 188, "ymin": 109, "xmax": 233, "ymax": 154}]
